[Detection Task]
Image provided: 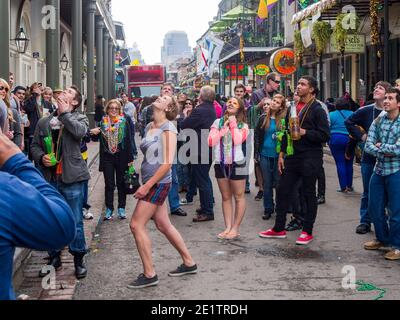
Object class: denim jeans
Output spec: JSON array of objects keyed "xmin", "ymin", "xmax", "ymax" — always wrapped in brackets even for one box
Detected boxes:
[
  {"xmin": 168, "ymin": 164, "xmax": 181, "ymax": 212},
  {"xmin": 360, "ymin": 162, "xmax": 375, "ymax": 225},
  {"xmin": 368, "ymin": 171, "xmax": 400, "ymax": 249},
  {"xmin": 50, "ymin": 181, "xmax": 88, "ymax": 256},
  {"xmin": 192, "ymin": 164, "xmax": 214, "ymax": 215},
  {"xmin": 82, "ymin": 180, "xmax": 91, "ymax": 210},
  {"xmin": 329, "ymin": 134, "xmax": 354, "ymax": 191},
  {"xmin": 177, "ymin": 161, "xmax": 190, "ymax": 189},
  {"xmin": 260, "ymin": 156, "xmax": 279, "ymax": 211}
]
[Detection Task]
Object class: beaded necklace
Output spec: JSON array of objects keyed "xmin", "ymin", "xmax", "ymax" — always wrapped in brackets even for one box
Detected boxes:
[{"xmin": 101, "ymin": 115, "xmax": 126, "ymax": 154}]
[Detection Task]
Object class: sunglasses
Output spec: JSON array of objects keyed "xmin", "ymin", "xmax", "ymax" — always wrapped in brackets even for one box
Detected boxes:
[
  {"xmin": 272, "ymin": 80, "xmax": 281, "ymax": 85},
  {"xmin": 0, "ymin": 86, "xmax": 9, "ymax": 92}
]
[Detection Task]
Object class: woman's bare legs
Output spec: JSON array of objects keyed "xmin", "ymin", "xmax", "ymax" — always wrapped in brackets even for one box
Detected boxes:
[
  {"xmin": 153, "ymin": 203, "xmax": 195, "ymax": 267},
  {"xmin": 130, "ymin": 200, "xmax": 158, "ymax": 278},
  {"xmin": 217, "ymin": 178, "xmax": 234, "ymax": 237},
  {"xmin": 226, "ymin": 179, "xmax": 246, "ymax": 239}
]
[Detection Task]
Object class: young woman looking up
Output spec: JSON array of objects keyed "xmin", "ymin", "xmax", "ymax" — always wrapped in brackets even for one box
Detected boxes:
[
  {"xmin": 209, "ymin": 97, "xmax": 249, "ymax": 240},
  {"xmin": 128, "ymin": 95, "xmax": 197, "ymax": 289}
]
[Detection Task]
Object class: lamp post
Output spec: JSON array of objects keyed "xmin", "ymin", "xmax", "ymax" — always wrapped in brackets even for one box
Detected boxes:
[
  {"xmin": 13, "ymin": 28, "xmax": 29, "ymax": 54},
  {"xmin": 60, "ymin": 54, "xmax": 69, "ymax": 71}
]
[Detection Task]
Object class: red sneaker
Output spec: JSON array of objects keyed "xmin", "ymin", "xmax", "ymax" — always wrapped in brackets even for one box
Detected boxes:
[
  {"xmin": 259, "ymin": 229, "xmax": 287, "ymax": 239},
  {"xmin": 296, "ymin": 232, "xmax": 314, "ymax": 245}
]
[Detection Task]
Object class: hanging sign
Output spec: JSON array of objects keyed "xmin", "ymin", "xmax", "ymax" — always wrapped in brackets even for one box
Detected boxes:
[
  {"xmin": 329, "ymin": 34, "xmax": 366, "ymax": 54},
  {"xmin": 254, "ymin": 64, "xmax": 271, "ymax": 76},
  {"xmin": 270, "ymin": 48, "xmax": 297, "ymax": 76}
]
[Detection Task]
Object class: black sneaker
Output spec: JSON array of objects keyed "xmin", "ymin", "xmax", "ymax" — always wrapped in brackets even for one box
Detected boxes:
[
  {"xmin": 171, "ymin": 208, "xmax": 187, "ymax": 217},
  {"xmin": 262, "ymin": 209, "xmax": 273, "ymax": 221},
  {"xmin": 168, "ymin": 264, "xmax": 198, "ymax": 277},
  {"xmin": 317, "ymin": 195, "xmax": 326, "ymax": 205},
  {"xmin": 127, "ymin": 274, "xmax": 159, "ymax": 289},
  {"xmin": 255, "ymin": 191, "xmax": 264, "ymax": 201},
  {"xmin": 356, "ymin": 223, "xmax": 371, "ymax": 235},
  {"xmin": 285, "ymin": 217, "xmax": 303, "ymax": 232}
]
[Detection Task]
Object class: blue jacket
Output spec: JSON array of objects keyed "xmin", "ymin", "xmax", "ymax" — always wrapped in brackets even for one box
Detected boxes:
[{"xmin": 0, "ymin": 154, "xmax": 75, "ymax": 300}]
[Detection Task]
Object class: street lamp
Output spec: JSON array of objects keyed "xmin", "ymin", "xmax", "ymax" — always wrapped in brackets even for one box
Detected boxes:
[
  {"xmin": 60, "ymin": 54, "xmax": 69, "ymax": 71},
  {"xmin": 13, "ymin": 28, "xmax": 29, "ymax": 54}
]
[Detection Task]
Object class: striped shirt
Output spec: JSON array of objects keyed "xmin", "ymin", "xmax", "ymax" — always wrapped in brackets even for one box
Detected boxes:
[{"xmin": 365, "ymin": 114, "xmax": 400, "ymax": 176}]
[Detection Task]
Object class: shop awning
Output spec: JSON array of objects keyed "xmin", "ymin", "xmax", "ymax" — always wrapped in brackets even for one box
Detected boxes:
[
  {"xmin": 292, "ymin": 0, "xmax": 398, "ymax": 25},
  {"xmin": 291, "ymin": 0, "xmax": 338, "ymax": 25},
  {"xmin": 222, "ymin": 5, "xmax": 257, "ymax": 19}
]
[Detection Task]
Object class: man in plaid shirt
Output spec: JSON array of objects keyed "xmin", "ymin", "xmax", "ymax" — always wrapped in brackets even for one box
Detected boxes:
[{"xmin": 364, "ymin": 87, "xmax": 400, "ymax": 261}]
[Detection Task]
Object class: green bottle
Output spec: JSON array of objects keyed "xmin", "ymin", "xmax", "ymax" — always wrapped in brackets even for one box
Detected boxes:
[
  {"xmin": 44, "ymin": 135, "xmax": 57, "ymax": 166},
  {"xmin": 286, "ymin": 133, "xmax": 294, "ymax": 156},
  {"xmin": 276, "ymin": 119, "xmax": 286, "ymax": 154}
]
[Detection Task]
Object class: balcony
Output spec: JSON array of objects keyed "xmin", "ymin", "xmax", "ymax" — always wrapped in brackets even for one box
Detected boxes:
[{"xmin": 219, "ymin": 33, "xmax": 279, "ymax": 63}]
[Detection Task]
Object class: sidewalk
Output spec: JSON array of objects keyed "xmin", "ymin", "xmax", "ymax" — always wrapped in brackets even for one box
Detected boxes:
[{"xmin": 13, "ymin": 142, "xmax": 102, "ymax": 300}]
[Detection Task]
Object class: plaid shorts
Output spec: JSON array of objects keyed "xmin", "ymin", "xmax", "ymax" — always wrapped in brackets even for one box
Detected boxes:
[{"xmin": 142, "ymin": 183, "xmax": 171, "ymax": 206}]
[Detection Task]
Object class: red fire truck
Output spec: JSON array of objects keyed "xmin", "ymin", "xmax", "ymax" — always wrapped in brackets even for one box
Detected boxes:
[{"xmin": 124, "ymin": 65, "xmax": 166, "ymax": 100}]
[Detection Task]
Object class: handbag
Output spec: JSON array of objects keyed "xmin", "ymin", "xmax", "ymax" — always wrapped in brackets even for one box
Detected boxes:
[{"xmin": 124, "ymin": 166, "xmax": 141, "ymax": 195}]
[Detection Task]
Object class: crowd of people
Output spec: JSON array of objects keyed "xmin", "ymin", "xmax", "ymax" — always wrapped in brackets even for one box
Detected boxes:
[{"xmin": 1, "ymin": 71, "xmax": 400, "ymax": 298}]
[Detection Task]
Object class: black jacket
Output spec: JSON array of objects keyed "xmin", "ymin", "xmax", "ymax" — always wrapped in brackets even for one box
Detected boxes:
[
  {"xmin": 92, "ymin": 116, "xmax": 133, "ymax": 173},
  {"xmin": 180, "ymin": 101, "xmax": 217, "ymax": 161},
  {"xmin": 282, "ymin": 100, "xmax": 330, "ymax": 159}
]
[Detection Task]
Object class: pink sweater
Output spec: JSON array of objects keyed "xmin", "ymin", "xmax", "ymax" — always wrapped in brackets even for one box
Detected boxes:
[
  {"xmin": 208, "ymin": 118, "xmax": 249, "ymax": 147},
  {"xmin": 213, "ymin": 101, "xmax": 223, "ymax": 119}
]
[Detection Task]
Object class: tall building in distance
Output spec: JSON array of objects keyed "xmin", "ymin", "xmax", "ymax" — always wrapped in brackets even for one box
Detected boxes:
[
  {"xmin": 128, "ymin": 42, "xmax": 146, "ymax": 65},
  {"xmin": 161, "ymin": 31, "xmax": 192, "ymax": 80}
]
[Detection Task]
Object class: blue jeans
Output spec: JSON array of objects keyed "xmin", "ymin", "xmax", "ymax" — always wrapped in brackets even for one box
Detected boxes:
[
  {"xmin": 168, "ymin": 164, "xmax": 180, "ymax": 212},
  {"xmin": 260, "ymin": 156, "xmax": 279, "ymax": 211},
  {"xmin": 369, "ymin": 171, "xmax": 400, "ymax": 249},
  {"xmin": 329, "ymin": 134, "xmax": 354, "ymax": 191},
  {"xmin": 177, "ymin": 160, "xmax": 190, "ymax": 189},
  {"xmin": 360, "ymin": 162, "xmax": 375, "ymax": 225},
  {"xmin": 82, "ymin": 180, "xmax": 91, "ymax": 210},
  {"xmin": 192, "ymin": 164, "xmax": 214, "ymax": 215},
  {"xmin": 50, "ymin": 181, "xmax": 88, "ymax": 256}
]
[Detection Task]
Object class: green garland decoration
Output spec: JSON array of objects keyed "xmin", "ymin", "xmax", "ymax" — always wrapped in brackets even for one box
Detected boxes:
[
  {"xmin": 333, "ymin": 13, "xmax": 361, "ymax": 54},
  {"xmin": 294, "ymin": 29, "xmax": 305, "ymax": 65},
  {"xmin": 312, "ymin": 21, "xmax": 332, "ymax": 56}
]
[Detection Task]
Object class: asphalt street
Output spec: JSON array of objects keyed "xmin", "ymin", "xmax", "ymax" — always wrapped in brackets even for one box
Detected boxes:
[{"xmin": 74, "ymin": 155, "xmax": 400, "ymax": 300}]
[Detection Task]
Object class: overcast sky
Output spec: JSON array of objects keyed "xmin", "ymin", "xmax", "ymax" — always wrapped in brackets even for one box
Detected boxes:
[{"xmin": 112, "ymin": 0, "xmax": 220, "ymax": 64}]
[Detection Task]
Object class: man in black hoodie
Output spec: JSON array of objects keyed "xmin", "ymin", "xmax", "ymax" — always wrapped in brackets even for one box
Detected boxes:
[{"xmin": 259, "ymin": 76, "xmax": 330, "ymax": 245}]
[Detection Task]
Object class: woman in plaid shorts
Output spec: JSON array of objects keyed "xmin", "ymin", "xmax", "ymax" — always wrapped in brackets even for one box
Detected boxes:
[{"xmin": 128, "ymin": 94, "xmax": 197, "ymax": 289}]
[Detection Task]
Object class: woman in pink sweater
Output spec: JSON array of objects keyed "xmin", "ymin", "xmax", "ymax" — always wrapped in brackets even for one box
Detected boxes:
[{"xmin": 208, "ymin": 97, "xmax": 249, "ymax": 240}]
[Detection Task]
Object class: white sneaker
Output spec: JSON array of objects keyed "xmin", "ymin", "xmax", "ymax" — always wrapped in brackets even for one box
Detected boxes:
[
  {"xmin": 179, "ymin": 199, "xmax": 193, "ymax": 206},
  {"xmin": 83, "ymin": 208, "xmax": 94, "ymax": 220}
]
